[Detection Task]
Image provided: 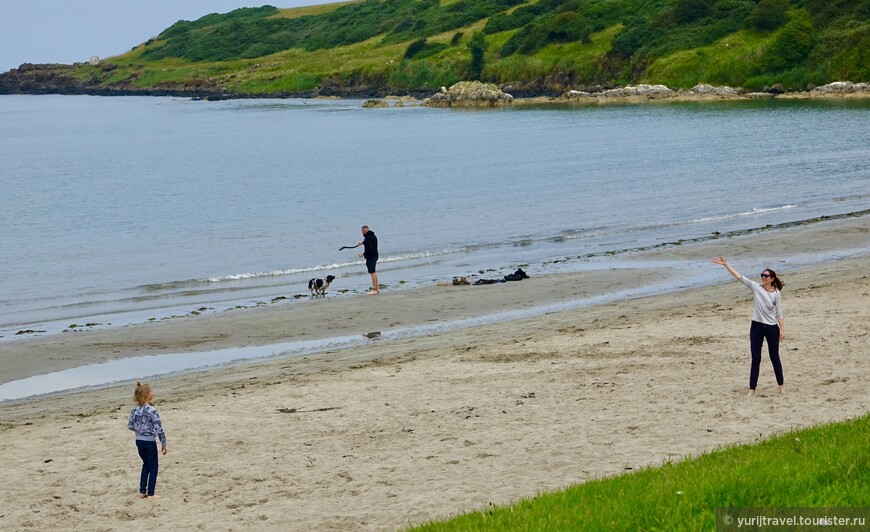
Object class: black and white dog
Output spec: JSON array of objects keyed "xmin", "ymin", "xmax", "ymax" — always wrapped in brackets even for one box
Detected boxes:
[{"xmin": 308, "ymin": 275, "xmax": 336, "ymax": 297}]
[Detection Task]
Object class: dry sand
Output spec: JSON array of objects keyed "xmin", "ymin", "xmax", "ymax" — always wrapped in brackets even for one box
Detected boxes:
[{"xmin": 0, "ymin": 217, "xmax": 868, "ymax": 530}]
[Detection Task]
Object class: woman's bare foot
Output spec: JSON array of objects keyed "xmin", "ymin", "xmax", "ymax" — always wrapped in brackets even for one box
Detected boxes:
[
  {"xmin": 779, "ymin": 385, "xmax": 786, "ymax": 395},
  {"xmin": 747, "ymin": 389, "xmax": 756, "ymax": 397},
  {"xmin": 147, "ymin": 494, "xmax": 161, "ymax": 500},
  {"xmin": 138, "ymin": 493, "xmax": 147, "ymax": 499},
  {"xmin": 367, "ymin": 289, "xmax": 379, "ymax": 295}
]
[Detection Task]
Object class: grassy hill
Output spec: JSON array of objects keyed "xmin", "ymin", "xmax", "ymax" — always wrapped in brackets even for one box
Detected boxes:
[{"xmin": 3, "ymin": 0, "xmax": 869, "ymax": 97}]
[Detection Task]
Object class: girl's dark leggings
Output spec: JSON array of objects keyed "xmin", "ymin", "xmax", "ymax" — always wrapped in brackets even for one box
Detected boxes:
[
  {"xmin": 136, "ymin": 440, "xmax": 159, "ymax": 496},
  {"xmin": 749, "ymin": 320, "xmax": 784, "ymax": 389}
]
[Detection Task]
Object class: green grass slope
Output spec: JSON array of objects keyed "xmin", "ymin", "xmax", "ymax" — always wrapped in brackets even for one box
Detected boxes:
[
  {"xmin": 411, "ymin": 413, "xmax": 870, "ymax": 531},
  {"xmin": 4, "ymin": 0, "xmax": 869, "ymax": 96}
]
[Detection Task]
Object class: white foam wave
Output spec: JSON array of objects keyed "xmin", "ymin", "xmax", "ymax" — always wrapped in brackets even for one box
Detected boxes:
[
  {"xmin": 203, "ymin": 262, "xmax": 357, "ymax": 283},
  {"xmin": 686, "ymin": 204, "xmax": 799, "ymax": 224},
  {"xmin": 201, "ymin": 248, "xmax": 466, "ymax": 283},
  {"xmin": 379, "ymin": 248, "xmax": 465, "ymax": 263}
]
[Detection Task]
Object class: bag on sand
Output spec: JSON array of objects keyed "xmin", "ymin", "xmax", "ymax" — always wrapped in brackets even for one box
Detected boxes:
[{"xmin": 504, "ymin": 268, "xmax": 530, "ymax": 282}]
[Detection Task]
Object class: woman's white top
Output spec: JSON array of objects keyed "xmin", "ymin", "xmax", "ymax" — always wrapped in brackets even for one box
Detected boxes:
[{"xmin": 740, "ymin": 275, "xmax": 783, "ymax": 325}]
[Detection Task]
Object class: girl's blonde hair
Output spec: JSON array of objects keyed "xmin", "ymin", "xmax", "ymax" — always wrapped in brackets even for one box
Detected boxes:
[{"xmin": 133, "ymin": 380, "xmax": 151, "ymax": 406}]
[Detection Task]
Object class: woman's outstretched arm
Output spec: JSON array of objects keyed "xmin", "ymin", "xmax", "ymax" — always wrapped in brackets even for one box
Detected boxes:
[{"xmin": 712, "ymin": 256, "xmax": 743, "ymax": 281}]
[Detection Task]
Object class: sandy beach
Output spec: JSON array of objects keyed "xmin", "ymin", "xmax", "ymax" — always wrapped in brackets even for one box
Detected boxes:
[{"xmin": 1, "ymin": 216, "xmax": 868, "ymax": 530}]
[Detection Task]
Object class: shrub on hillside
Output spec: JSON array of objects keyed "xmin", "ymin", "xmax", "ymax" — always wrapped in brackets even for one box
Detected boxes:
[
  {"xmin": 808, "ymin": 19, "xmax": 870, "ymax": 81},
  {"xmin": 468, "ymin": 31, "xmax": 487, "ymax": 80},
  {"xmin": 404, "ymin": 38, "xmax": 448, "ymax": 60},
  {"xmin": 803, "ymin": 0, "xmax": 870, "ymax": 25},
  {"xmin": 747, "ymin": 0, "xmax": 790, "ymax": 31},
  {"xmin": 499, "ymin": 10, "xmax": 597, "ymax": 56},
  {"xmin": 673, "ymin": 0, "xmax": 713, "ymax": 23},
  {"xmin": 762, "ymin": 16, "xmax": 816, "ymax": 72}
]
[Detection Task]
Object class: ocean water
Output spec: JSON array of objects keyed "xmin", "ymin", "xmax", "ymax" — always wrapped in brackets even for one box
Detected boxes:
[{"xmin": 1, "ymin": 94, "xmax": 869, "ymax": 343}]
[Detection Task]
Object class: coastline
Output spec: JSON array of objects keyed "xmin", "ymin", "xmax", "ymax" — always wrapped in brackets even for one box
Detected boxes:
[
  {"xmin": 0, "ymin": 216, "xmax": 867, "ymax": 529},
  {"xmin": 1, "ymin": 64, "xmax": 869, "ymax": 105},
  {"xmin": 1, "ymin": 214, "xmax": 867, "ymax": 390},
  {"xmin": 513, "ymin": 87, "xmax": 870, "ymax": 107}
]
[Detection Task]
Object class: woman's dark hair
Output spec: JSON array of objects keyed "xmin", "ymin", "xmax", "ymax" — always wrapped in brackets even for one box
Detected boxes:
[{"xmin": 764, "ymin": 268, "xmax": 784, "ymax": 290}]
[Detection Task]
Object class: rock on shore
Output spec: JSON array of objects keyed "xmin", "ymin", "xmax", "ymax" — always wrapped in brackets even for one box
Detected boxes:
[
  {"xmin": 424, "ymin": 81, "xmax": 513, "ymax": 108},
  {"xmin": 362, "ymin": 99, "xmax": 390, "ymax": 108},
  {"xmin": 810, "ymin": 81, "xmax": 870, "ymax": 94},
  {"xmin": 554, "ymin": 81, "xmax": 870, "ymax": 104}
]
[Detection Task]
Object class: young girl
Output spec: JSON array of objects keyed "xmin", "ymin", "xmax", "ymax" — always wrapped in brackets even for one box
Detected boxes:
[
  {"xmin": 128, "ymin": 380, "xmax": 168, "ymax": 498},
  {"xmin": 712, "ymin": 257, "xmax": 786, "ymax": 396}
]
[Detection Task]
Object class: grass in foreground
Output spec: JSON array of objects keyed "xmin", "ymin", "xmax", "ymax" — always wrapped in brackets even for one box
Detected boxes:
[{"xmin": 411, "ymin": 414, "xmax": 870, "ymax": 531}]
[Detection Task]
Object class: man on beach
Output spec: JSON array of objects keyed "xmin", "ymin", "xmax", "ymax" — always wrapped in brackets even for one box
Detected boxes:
[{"xmin": 358, "ymin": 225, "xmax": 379, "ymax": 294}]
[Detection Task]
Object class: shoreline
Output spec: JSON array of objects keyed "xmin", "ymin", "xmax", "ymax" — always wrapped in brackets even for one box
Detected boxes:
[
  {"xmin": 1, "ymin": 214, "xmax": 867, "ymax": 394},
  {"xmin": 2, "ymin": 74, "xmax": 870, "ymax": 105},
  {"xmin": 0, "ymin": 223, "xmax": 867, "ymax": 529},
  {"xmin": 3, "ymin": 208, "xmax": 867, "ymax": 352}
]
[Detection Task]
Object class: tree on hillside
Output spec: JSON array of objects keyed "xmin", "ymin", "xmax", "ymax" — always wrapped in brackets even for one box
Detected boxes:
[
  {"xmin": 674, "ymin": 0, "xmax": 713, "ymax": 23},
  {"xmin": 468, "ymin": 31, "xmax": 487, "ymax": 80},
  {"xmin": 405, "ymin": 38, "xmax": 429, "ymax": 59},
  {"xmin": 747, "ymin": 0, "xmax": 790, "ymax": 31},
  {"xmin": 762, "ymin": 17, "xmax": 816, "ymax": 72}
]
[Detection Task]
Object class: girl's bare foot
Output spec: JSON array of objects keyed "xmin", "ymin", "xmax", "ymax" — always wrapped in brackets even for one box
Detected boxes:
[
  {"xmin": 147, "ymin": 494, "xmax": 161, "ymax": 500},
  {"xmin": 138, "ymin": 493, "xmax": 147, "ymax": 499},
  {"xmin": 779, "ymin": 385, "xmax": 786, "ymax": 395},
  {"xmin": 747, "ymin": 389, "xmax": 756, "ymax": 397}
]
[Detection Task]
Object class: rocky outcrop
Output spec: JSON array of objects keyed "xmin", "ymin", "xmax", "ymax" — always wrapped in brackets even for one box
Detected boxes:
[
  {"xmin": 562, "ymin": 84, "xmax": 677, "ymax": 101},
  {"xmin": 810, "ymin": 81, "xmax": 870, "ymax": 94},
  {"xmin": 602, "ymin": 84, "xmax": 675, "ymax": 98},
  {"xmin": 424, "ymin": 81, "xmax": 513, "ymax": 108},
  {"xmin": 0, "ymin": 62, "xmax": 241, "ymax": 98},
  {"xmin": 0, "ymin": 63, "xmax": 90, "ymax": 94},
  {"xmin": 361, "ymin": 99, "xmax": 389, "ymax": 108},
  {"xmin": 690, "ymin": 84, "xmax": 739, "ymax": 96}
]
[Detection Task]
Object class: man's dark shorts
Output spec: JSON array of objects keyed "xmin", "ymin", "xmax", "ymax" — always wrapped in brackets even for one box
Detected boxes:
[{"xmin": 366, "ymin": 258, "xmax": 378, "ymax": 274}]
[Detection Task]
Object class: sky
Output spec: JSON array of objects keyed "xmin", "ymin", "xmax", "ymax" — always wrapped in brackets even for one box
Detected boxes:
[{"xmin": 0, "ymin": 1, "xmax": 331, "ymax": 72}]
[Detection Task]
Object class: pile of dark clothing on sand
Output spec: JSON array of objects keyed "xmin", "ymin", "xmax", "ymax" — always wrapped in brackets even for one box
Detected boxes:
[{"xmin": 473, "ymin": 268, "xmax": 530, "ymax": 285}]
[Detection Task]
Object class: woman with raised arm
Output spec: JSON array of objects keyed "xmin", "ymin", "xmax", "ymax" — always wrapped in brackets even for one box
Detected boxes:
[{"xmin": 712, "ymin": 256, "xmax": 785, "ymax": 397}]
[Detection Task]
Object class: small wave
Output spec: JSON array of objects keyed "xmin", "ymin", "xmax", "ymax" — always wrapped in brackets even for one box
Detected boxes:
[
  {"xmin": 551, "ymin": 226, "xmax": 612, "ymax": 241},
  {"xmin": 686, "ymin": 204, "xmax": 799, "ymax": 225},
  {"xmin": 139, "ymin": 279, "xmax": 203, "ymax": 291},
  {"xmin": 202, "ymin": 262, "xmax": 359, "ymax": 283},
  {"xmin": 617, "ymin": 204, "xmax": 801, "ymax": 235},
  {"xmin": 200, "ymin": 248, "xmax": 466, "ymax": 284},
  {"xmin": 379, "ymin": 248, "xmax": 466, "ymax": 264}
]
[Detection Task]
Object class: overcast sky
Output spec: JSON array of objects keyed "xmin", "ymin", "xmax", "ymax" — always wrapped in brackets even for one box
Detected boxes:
[{"xmin": 0, "ymin": 1, "xmax": 331, "ymax": 72}]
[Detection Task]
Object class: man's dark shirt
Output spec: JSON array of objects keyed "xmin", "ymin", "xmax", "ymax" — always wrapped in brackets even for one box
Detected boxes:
[{"xmin": 363, "ymin": 231, "xmax": 378, "ymax": 260}]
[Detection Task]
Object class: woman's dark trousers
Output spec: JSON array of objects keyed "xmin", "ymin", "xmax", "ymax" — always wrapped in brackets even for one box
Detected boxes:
[{"xmin": 749, "ymin": 320, "xmax": 784, "ymax": 390}]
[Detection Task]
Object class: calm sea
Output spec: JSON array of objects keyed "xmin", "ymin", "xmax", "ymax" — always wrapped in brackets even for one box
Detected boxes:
[{"xmin": 2, "ymin": 95, "xmax": 869, "ymax": 340}]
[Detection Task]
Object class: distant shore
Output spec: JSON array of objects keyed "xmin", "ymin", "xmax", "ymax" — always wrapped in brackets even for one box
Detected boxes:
[{"xmin": 2, "ymin": 63, "xmax": 869, "ymax": 105}]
